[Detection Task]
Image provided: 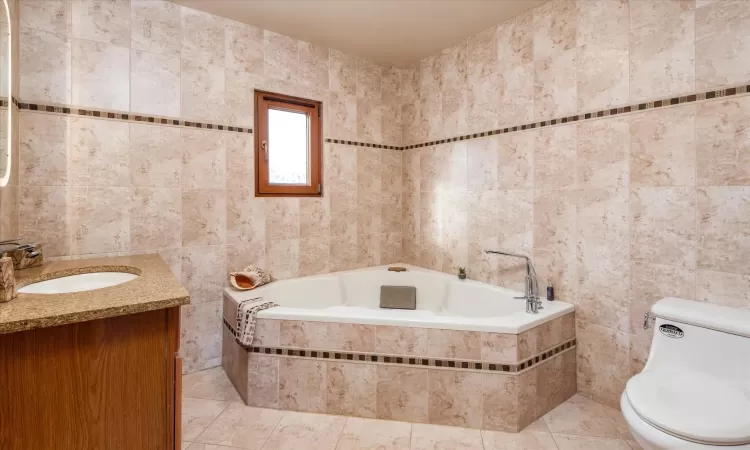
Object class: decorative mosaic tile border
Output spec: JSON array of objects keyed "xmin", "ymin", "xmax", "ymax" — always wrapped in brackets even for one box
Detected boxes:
[
  {"xmin": 17, "ymin": 101, "xmax": 253, "ymax": 134},
  {"xmin": 0, "ymin": 96, "xmax": 19, "ymax": 109},
  {"xmin": 325, "ymin": 138, "xmax": 401, "ymax": 150},
  {"xmin": 223, "ymin": 318, "xmax": 576, "ymax": 374},
  {"xmin": 401, "ymin": 83, "xmax": 750, "ymax": 150}
]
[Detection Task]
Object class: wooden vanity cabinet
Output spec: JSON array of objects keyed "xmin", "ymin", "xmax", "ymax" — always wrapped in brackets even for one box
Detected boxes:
[{"xmin": 0, "ymin": 307, "xmax": 183, "ymax": 450}]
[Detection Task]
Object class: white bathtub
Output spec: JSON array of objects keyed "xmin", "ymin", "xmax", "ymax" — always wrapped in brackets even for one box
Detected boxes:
[{"xmin": 224, "ymin": 264, "xmax": 574, "ymax": 333}]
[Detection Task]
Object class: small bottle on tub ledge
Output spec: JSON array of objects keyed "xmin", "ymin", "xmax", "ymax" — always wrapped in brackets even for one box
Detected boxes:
[
  {"xmin": 457, "ymin": 267, "xmax": 467, "ymax": 280},
  {"xmin": 546, "ymin": 278, "xmax": 555, "ymax": 301}
]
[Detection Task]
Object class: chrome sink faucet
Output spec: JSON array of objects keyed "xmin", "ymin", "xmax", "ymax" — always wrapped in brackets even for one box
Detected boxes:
[{"xmin": 484, "ymin": 250, "xmax": 542, "ymax": 314}]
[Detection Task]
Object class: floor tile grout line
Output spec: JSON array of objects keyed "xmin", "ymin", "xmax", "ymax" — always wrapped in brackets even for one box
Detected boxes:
[
  {"xmin": 190, "ymin": 400, "xmax": 231, "ymax": 446},
  {"xmin": 332, "ymin": 416, "xmax": 348, "ymax": 450},
  {"xmin": 258, "ymin": 408, "xmax": 288, "ymax": 450}
]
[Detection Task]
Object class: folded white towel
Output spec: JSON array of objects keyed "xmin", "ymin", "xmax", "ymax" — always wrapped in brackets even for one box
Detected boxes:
[{"xmin": 235, "ymin": 297, "xmax": 278, "ymax": 347}]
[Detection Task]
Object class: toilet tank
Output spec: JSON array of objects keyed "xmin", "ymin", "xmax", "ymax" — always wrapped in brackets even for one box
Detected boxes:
[{"xmin": 644, "ymin": 298, "xmax": 750, "ymax": 385}]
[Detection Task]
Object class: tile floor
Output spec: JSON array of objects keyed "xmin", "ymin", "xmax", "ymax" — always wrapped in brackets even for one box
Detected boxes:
[{"xmin": 182, "ymin": 367, "xmax": 641, "ymax": 450}]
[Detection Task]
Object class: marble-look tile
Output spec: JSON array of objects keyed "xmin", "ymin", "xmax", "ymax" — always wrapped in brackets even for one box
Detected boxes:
[
  {"xmin": 467, "ymin": 138, "xmax": 498, "ymax": 192},
  {"xmin": 533, "ymin": 0, "xmax": 577, "ymax": 62},
  {"xmin": 577, "ymin": 118, "xmax": 629, "ymax": 188},
  {"xmin": 499, "ymin": 61, "xmax": 535, "ymax": 128},
  {"xmin": 630, "ymin": 0, "xmax": 694, "ymax": 30},
  {"xmin": 227, "ymin": 190, "xmax": 264, "ymax": 247},
  {"xmin": 72, "ymin": 39, "xmax": 129, "ymax": 110},
  {"xmin": 329, "ymin": 48, "xmax": 357, "ymax": 95},
  {"xmin": 129, "ymin": 123, "xmax": 181, "ymax": 187},
  {"xmin": 575, "ymin": 322, "xmax": 631, "ymax": 409},
  {"xmin": 181, "ymin": 398, "xmax": 229, "ymax": 442},
  {"xmin": 19, "ymin": 28, "xmax": 71, "ymax": 103},
  {"xmin": 533, "ymin": 188, "xmax": 577, "ymax": 254},
  {"xmin": 71, "ymin": 0, "xmax": 129, "ymax": 46},
  {"xmin": 326, "ymin": 362, "xmax": 376, "ymax": 417},
  {"xmin": 299, "ymin": 237, "xmax": 330, "ymax": 276},
  {"xmin": 130, "ymin": 187, "xmax": 180, "ymax": 251},
  {"xmin": 482, "ymin": 333, "xmax": 519, "ymax": 363},
  {"xmin": 327, "ymin": 323, "xmax": 376, "ymax": 352},
  {"xmin": 427, "ymin": 370, "xmax": 482, "ymax": 428},
  {"xmin": 194, "ymin": 403, "xmax": 284, "ymax": 448},
  {"xmin": 629, "ymin": 333, "xmax": 652, "ymax": 377},
  {"xmin": 181, "ymin": 59, "xmax": 225, "ymax": 123},
  {"xmin": 327, "ymin": 91, "xmax": 357, "ymax": 141},
  {"xmin": 496, "ymin": 12, "xmax": 533, "ymax": 69},
  {"xmin": 696, "ymin": 96, "xmax": 750, "ymax": 186},
  {"xmin": 69, "ymin": 116, "xmax": 129, "ymax": 186},
  {"xmin": 252, "ymin": 319, "xmax": 280, "ymax": 347},
  {"xmin": 181, "ymin": 245, "xmax": 225, "ymax": 304},
  {"xmin": 19, "ymin": 186, "xmax": 69, "ymax": 257},
  {"xmin": 264, "ymin": 30, "xmax": 297, "ymax": 81},
  {"xmin": 380, "ymin": 232, "xmax": 402, "ymax": 264},
  {"xmin": 181, "ymin": 6, "xmax": 224, "ymax": 65},
  {"xmin": 356, "ymin": 57, "xmax": 381, "ymax": 100},
  {"xmin": 381, "ymin": 191, "xmax": 402, "ymax": 234},
  {"xmin": 182, "ymin": 189, "xmax": 226, "ymax": 247},
  {"xmin": 337, "ymin": 417, "xmax": 411, "ymax": 450},
  {"xmin": 280, "ymin": 320, "xmax": 328, "ymax": 349},
  {"xmin": 20, "ymin": 0, "xmax": 71, "ymax": 35},
  {"xmin": 225, "ymin": 19, "xmax": 263, "ymax": 74},
  {"xmin": 543, "ymin": 394, "xmax": 622, "ymax": 439},
  {"xmin": 552, "ymin": 434, "xmax": 632, "ymax": 450},
  {"xmin": 376, "ymin": 366, "xmax": 428, "ymax": 422},
  {"xmin": 357, "ymin": 98, "xmax": 383, "ymax": 143},
  {"xmin": 482, "ymin": 428, "xmax": 558, "ymax": 450},
  {"xmin": 576, "ymin": 257, "xmax": 630, "ymax": 332},
  {"xmin": 576, "ymin": 188, "xmax": 629, "ymax": 264},
  {"xmin": 534, "ymin": 50, "xmax": 577, "ymax": 120},
  {"xmin": 496, "ymin": 190, "xmax": 533, "ymax": 288},
  {"xmin": 183, "ymin": 367, "xmax": 243, "ymax": 402},
  {"xmin": 19, "ymin": 112, "xmax": 69, "ymax": 186},
  {"xmin": 534, "ymin": 125, "xmax": 576, "ymax": 190},
  {"xmin": 482, "ymin": 373, "xmax": 519, "ymax": 431},
  {"xmin": 629, "ymin": 106, "xmax": 696, "ymax": 187},
  {"xmin": 426, "ymin": 329, "xmax": 480, "ymax": 360},
  {"xmin": 382, "ymin": 149, "xmax": 403, "ymax": 192},
  {"xmin": 298, "ymin": 41, "xmax": 329, "ymax": 91},
  {"xmin": 533, "ymin": 248, "xmax": 577, "ymax": 303},
  {"xmin": 265, "ymin": 198, "xmax": 300, "ymax": 242},
  {"xmin": 247, "ymin": 355, "xmax": 279, "ymax": 409},
  {"xmin": 629, "ymin": 10, "xmax": 695, "ymax": 102},
  {"xmin": 266, "ymin": 239, "xmax": 300, "ymax": 280},
  {"xmin": 262, "ymin": 411, "xmax": 346, "ymax": 450},
  {"xmin": 181, "ymin": 301, "xmax": 222, "ymax": 372},
  {"xmin": 181, "ymin": 129, "xmax": 226, "ymax": 189},
  {"xmin": 697, "ymin": 187, "xmax": 750, "ymax": 273},
  {"xmin": 131, "ymin": 0, "xmax": 181, "ymax": 57},
  {"xmin": 381, "ymin": 100, "xmax": 403, "ymax": 147},
  {"xmin": 130, "ymin": 49, "xmax": 180, "ymax": 117},
  {"xmin": 375, "ymin": 325, "xmax": 428, "ymax": 356},
  {"xmin": 697, "ymin": 270, "xmax": 750, "ymax": 309},
  {"xmin": 279, "ymin": 358, "xmax": 326, "ymax": 413},
  {"xmin": 224, "ymin": 69, "xmax": 256, "ymax": 128},
  {"xmin": 225, "ymin": 133, "xmax": 254, "ymax": 189},
  {"xmin": 497, "ymin": 132, "xmax": 534, "ymax": 190},
  {"xmin": 577, "ymin": 37, "xmax": 629, "ymax": 112},
  {"xmin": 696, "ymin": 0, "xmax": 750, "ymax": 90},
  {"xmin": 630, "ymin": 188, "xmax": 696, "ymax": 268},
  {"xmin": 577, "ymin": 0, "xmax": 628, "ymax": 48},
  {"xmin": 629, "ymin": 262, "xmax": 695, "ymax": 335},
  {"xmin": 411, "ymin": 423, "xmax": 484, "ymax": 450},
  {"xmin": 69, "ymin": 186, "xmax": 130, "ymax": 255},
  {"xmin": 330, "ymin": 228, "xmax": 358, "ymax": 271}
]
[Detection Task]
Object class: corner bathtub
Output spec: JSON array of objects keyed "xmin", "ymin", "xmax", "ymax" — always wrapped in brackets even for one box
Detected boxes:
[
  {"xmin": 225, "ymin": 264, "xmax": 574, "ymax": 333},
  {"xmin": 221, "ymin": 264, "xmax": 577, "ymax": 432}
]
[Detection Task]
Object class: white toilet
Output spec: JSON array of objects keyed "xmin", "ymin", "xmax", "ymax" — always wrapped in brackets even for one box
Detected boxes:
[{"xmin": 621, "ymin": 297, "xmax": 750, "ymax": 449}]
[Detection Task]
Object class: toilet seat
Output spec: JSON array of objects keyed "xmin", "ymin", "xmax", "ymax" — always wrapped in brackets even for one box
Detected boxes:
[{"xmin": 626, "ymin": 370, "xmax": 750, "ymax": 446}]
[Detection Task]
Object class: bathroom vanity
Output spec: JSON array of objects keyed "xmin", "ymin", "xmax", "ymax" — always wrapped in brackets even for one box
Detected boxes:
[{"xmin": 0, "ymin": 255, "xmax": 189, "ymax": 450}]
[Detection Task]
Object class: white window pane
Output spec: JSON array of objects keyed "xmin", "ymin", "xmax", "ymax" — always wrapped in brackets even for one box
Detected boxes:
[{"xmin": 268, "ymin": 108, "xmax": 310, "ymax": 185}]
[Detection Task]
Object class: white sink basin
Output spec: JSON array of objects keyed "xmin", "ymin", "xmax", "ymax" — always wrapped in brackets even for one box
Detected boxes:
[{"xmin": 18, "ymin": 272, "xmax": 139, "ymax": 294}]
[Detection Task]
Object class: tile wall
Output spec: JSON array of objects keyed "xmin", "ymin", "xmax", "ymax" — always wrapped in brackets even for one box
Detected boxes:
[
  {"xmin": 11, "ymin": 0, "xmax": 408, "ymax": 373},
  {"xmin": 401, "ymin": 0, "xmax": 750, "ymax": 408}
]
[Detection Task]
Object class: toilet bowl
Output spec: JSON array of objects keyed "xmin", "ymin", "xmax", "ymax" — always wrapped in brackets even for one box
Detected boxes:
[{"xmin": 621, "ymin": 298, "xmax": 750, "ymax": 450}]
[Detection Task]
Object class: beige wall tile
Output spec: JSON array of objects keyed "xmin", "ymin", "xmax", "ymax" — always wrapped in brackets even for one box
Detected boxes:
[
  {"xmin": 630, "ymin": 187, "xmax": 696, "ymax": 268},
  {"xmin": 576, "ymin": 321, "xmax": 630, "ymax": 409},
  {"xmin": 182, "ymin": 189, "xmax": 226, "ymax": 247},
  {"xmin": 180, "ymin": 6, "xmax": 224, "ymax": 66},
  {"xmin": 428, "ymin": 370, "xmax": 482, "ymax": 428},
  {"xmin": 577, "ymin": 118, "xmax": 629, "ymax": 188},
  {"xmin": 481, "ymin": 333, "xmax": 519, "ymax": 363},
  {"xmin": 534, "ymin": 50, "xmax": 577, "ymax": 120},
  {"xmin": 697, "ymin": 270, "xmax": 750, "ymax": 309},
  {"xmin": 20, "ymin": 0, "xmax": 72, "ymax": 35},
  {"xmin": 69, "ymin": 117, "xmax": 129, "ymax": 186},
  {"xmin": 426, "ymin": 328, "xmax": 481, "ymax": 360},
  {"xmin": 578, "ymin": 0, "xmax": 628, "ymax": 48},
  {"xmin": 577, "ymin": 188, "xmax": 629, "ymax": 264},
  {"xmin": 327, "ymin": 91, "xmax": 357, "ymax": 141},
  {"xmin": 266, "ymin": 238, "xmax": 300, "ymax": 279},
  {"xmin": 280, "ymin": 320, "xmax": 328, "ymax": 349},
  {"xmin": 254, "ymin": 319, "xmax": 280, "ymax": 347},
  {"xmin": 224, "ymin": 70, "xmax": 256, "ymax": 127},
  {"xmin": 130, "ymin": 187, "xmax": 181, "ymax": 251},
  {"xmin": 19, "ymin": 28, "xmax": 71, "ymax": 104},
  {"xmin": 533, "ymin": 189, "xmax": 577, "ymax": 254},
  {"xmin": 696, "ymin": 97, "xmax": 750, "ymax": 186},
  {"xmin": 265, "ymin": 197, "xmax": 300, "ymax": 242},
  {"xmin": 180, "ymin": 301, "xmax": 222, "ymax": 372},
  {"xmin": 298, "ymin": 41, "xmax": 329, "ymax": 91},
  {"xmin": 630, "ymin": 0, "xmax": 695, "ymax": 30},
  {"xmin": 279, "ymin": 358, "xmax": 326, "ymax": 413},
  {"xmin": 327, "ymin": 323, "xmax": 376, "ymax": 352},
  {"xmin": 696, "ymin": 0, "xmax": 750, "ymax": 90},
  {"xmin": 130, "ymin": 49, "xmax": 180, "ymax": 117},
  {"xmin": 356, "ymin": 57, "xmax": 381, "ymax": 100},
  {"xmin": 629, "ymin": 262, "xmax": 696, "ymax": 336},
  {"xmin": 181, "ymin": 245, "xmax": 226, "ymax": 305},
  {"xmin": 577, "ymin": 38, "xmax": 629, "ymax": 112},
  {"xmin": 264, "ymin": 30, "xmax": 297, "ymax": 82},
  {"xmin": 356, "ymin": 98, "xmax": 382, "ymax": 143},
  {"xmin": 375, "ymin": 325, "xmax": 428, "ymax": 356},
  {"xmin": 71, "ymin": 0, "xmax": 129, "ymax": 46},
  {"xmin": 181, "ymin": 129, "xmax": 226, "ymax": 189},
  {"xmin": 129, "ymin": 123, "xmax": 181, "ymax": 187},
  {"xmin": 246, "ymin": 354, "xmax": 279, "ymax": 408},
  {"xmin": 227, "ymin": 242, "xmax": 266, "ymax": 274},
  {"xmin": 697, "ymin": 186, "xmax": 750, "ymax": 273},
  {"xmin": 19, "ymin": 112, "xmax": 69, "ymax": 186},
  {"xmin": 376, "ymin": 366, "xmax": 428, "ymax": 422},
  {"xmin": 299, "ymin": 236, "xmax": 331, "ymax": 276},
  {"xmin": 19, "ymin": 186, "xmax": 69, "ymax": 256},
  {"xmin": 131, "ymin": 0, "xmax": 181, "ymax": 57},
  {"xmin": 499, "ymin": 62, "xmax": 535, "ymax": 128},
  {"xmin": 630, "ymin": 106, "xmax": 696, "ymax": 187},
  {"xmin": 326, "ymin": 362, "xmax": 376, "ymax": 417},
  {"xmin": 481, "ymin": 373, "xmax": 519, "ymax": 431},
  {"xmin": 225, "ymin": 19, "xmax": 263, "ymax": 74},
  {"xmin": 533, "ymin": 0, "xmax": 577, "ymax": 62},
  {"xmin": 180, "ymin": 59, "xmax": 225, "ymax": 123},
  {"xmin": 69, "ymin": 186, "xmax": 130, "ymax": 255},
  {"xmin": 534, "ymin": 125, "xmax": 576, "ymax": 189},
  {"xmin": 329, "ymin": 48, "xmax": 357, "ymax": 96},
  {"xmin": 72, "ymin": 39, "xmax": 129, "ymax": 110},
  {"xmin": 225, "ymin": 133, "xmax": 254, "ymax": 189},
  {"xmin": 629, "ymin": 10, "xmax": 695, "ymax": 102}
]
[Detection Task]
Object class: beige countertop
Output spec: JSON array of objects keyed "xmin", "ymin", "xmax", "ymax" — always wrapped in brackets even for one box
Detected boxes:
[{"xmin": 0, "ymin": 254, "xmax": 190, "ymax": 335}]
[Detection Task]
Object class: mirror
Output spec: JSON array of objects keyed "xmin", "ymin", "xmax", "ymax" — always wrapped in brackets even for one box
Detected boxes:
[{"xmin": 0, "ymin": 0, "xmax": 10, "ymax": 187}]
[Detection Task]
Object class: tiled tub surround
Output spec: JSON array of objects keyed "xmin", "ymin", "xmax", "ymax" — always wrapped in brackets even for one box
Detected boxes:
[
  {"xmin": 398, "ymin": 0, "xmax": 750, "ymax": 411},
  {"xmin": 14, "ymin": 0, "xmax": 411, "ymax": 373},
  {"xmin": 221, "ymin": 265, "xmax": 576, "ymax": 431}
]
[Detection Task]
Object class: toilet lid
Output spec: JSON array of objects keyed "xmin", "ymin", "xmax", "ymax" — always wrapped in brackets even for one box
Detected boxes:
[{"xmin": 626, "ymin": 371, "xmax": 750, "ymax": 445}]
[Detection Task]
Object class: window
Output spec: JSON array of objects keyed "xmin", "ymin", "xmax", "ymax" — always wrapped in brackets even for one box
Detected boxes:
[{"xmin": 254, "ymin": 91, "xmax": 322, "ymax": 197}]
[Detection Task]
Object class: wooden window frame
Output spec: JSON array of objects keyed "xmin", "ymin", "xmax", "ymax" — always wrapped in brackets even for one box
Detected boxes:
[{"xmin": 254, "ymin": 90, "xmax": 323, "ymax": 197}]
